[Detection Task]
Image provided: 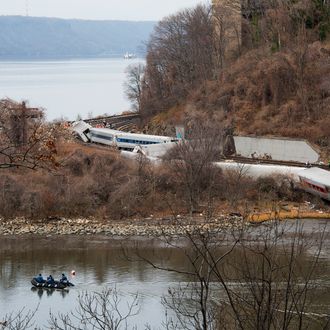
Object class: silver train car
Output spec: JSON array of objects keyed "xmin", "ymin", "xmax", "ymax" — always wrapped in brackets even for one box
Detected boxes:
[
  {"xmin": 72, "ymin": 121, "xmax": 178, "ymax": 151},
  {"xmin": 298, "ymin": 167, "xmax": 330, "ymax": 201}
]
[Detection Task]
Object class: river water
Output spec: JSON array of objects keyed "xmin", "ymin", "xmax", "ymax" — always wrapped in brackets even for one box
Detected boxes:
[
  {"xmin": 0, "ymin": 58, "xmax": 142, "ymax": 121},
  {"xmin": 0, "ymin": 235, "xmax": 189, "ymax": 329},
  {"xmin": 0, "ymin": 220, "xmax": 330, "ymax": 329}
]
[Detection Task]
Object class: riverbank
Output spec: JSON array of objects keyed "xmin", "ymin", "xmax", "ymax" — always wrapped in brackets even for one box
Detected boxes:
[
  {"xmin": 0, "ymin": 215, "xmax": 245, "ymax": 237},
  {"xmin": 1, "ymin": 209, "xmax": 330, "ymax": 237}
]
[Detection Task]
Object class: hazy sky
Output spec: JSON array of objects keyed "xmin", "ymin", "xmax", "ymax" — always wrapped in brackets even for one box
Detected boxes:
[{"xmin": 0, "ymin": 0, "xmax": 210, "ymax": 21}]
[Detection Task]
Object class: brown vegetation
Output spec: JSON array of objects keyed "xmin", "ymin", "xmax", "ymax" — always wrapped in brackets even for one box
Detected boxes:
[
  {"xmin": 0, "ymin": 100, "xmax": 326, "ymax": 222},
  {"xmin": 131, "ymin": 0, "xmax": 330, "ymax": 153},
  {"xmin": 0, "ymin": 136, "xmax": 325, "ymax": 221},
  {"xmin": 191, "ymin": 42, "xmax": 330, "ymax": 150}
]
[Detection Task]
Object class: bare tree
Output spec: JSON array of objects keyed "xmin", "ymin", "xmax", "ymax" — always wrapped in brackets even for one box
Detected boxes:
[
  {"xmin": 129, "ymin": 222, "xmax": 239, "ymax": 330},
  {"xmin": 0, "ymin": 99, "xmax": 58, "ymax": 170},
  {"xmin": 134, "ymin": 220, "xmax": 328, "ymax": 330},
  {"xmin": 48, "ymin": 288, "xmax": 140, "ymax": 330},
  {"xmin": 1, "ymin": 307, "xmax": 38, "ymax": 330},
  {"xmin": 222, "ymin": 163, "xmax": 250, "ymax": 210},
  {"xmin": 140, "ymin": 5, "xmax": 215, "ymax": 117},
  {"xmin": 215, "ymin": 222, "xmax": 328, "ymax": 330},
  {"xmin": 163, "ymin": 229, "xmax": 240, "ymax": 330},
  {"xmin": 124, "ymin": 63, "xmax": 145, "ymax": 112},
  {"xmin": 164, "ymin": 118, "xmax": 224, "ymax": 217}
]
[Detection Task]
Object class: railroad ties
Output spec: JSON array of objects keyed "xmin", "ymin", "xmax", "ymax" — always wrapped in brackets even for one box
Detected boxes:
[{"xmin": 84, "ymin": 113, "xmax": 140, "ymax": 131}]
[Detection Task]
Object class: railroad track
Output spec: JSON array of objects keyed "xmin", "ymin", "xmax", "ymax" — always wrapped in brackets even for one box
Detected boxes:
[{"xmin": 84, "ymin": 113, "xmax": 140, "ymax": 128}]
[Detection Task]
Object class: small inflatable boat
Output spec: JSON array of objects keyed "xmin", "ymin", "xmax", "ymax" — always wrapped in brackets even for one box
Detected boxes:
[{"xmin": 31, "ymin": 278, "xmax": 74, "ymax": 289}]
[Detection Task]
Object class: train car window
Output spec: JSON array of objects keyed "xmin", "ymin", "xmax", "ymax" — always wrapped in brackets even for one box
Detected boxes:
[
  {"xmin": 116, "ymin": 137, "xmax": 166, "ymax": 145},
  {"xmin": 91, "ymin": 133, "xmax": 112, "ymax": 141},
  {"xmin": 310, "ymin": 184, "xmax": 326, "ymax": 194}
]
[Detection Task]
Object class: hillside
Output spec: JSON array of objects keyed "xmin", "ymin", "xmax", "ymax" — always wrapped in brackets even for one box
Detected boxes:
[
  {"xmin": 136, "ymin": 2, "xmax": 330, "ymax": 155},
  {"xmin": 190, "ymin": 43, "xmax": 330, "ymax": 151},
  {"xmin": 0, "ymin": 16, "xmax": 156, "ymax": 59}
]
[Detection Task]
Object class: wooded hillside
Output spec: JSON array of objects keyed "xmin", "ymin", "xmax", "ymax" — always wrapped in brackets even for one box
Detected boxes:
[{"xmin": 130, "ymin": 0, "xmax": 330, "ymax": 153}]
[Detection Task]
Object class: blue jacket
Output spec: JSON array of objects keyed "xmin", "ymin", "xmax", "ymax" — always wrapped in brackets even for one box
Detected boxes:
[
  {"xmin": 35, "ymin": 275, "xmax": 44, "ymax": 283},
  {"xmin": 47, "ymin": 275, "xmax": 55, "ymax": 284},
  {"xmin": 60, "ymin": 275, "xmax": 68, "ymax": 282}
]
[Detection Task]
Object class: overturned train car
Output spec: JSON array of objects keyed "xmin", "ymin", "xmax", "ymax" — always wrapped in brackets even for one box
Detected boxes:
[
  {"xmin": 298, "ymin": 167, "xmax": 330, "ymax": 201},
  {"xmin": 72, "ymin": 121, "xmax": 178, "ymax": 151}
]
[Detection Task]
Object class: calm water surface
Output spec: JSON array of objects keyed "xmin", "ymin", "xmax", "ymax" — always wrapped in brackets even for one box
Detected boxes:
[
  {"xmin": 0, "ymin": 236, "xmax": 189, "ymax": 328},
  {"xmin": 0, "ymin": 58, "xmax": 142, "ymax": 121},
  {"xmin": 0, "ymin": 220, "xmax": 330, "ymax": 329}
]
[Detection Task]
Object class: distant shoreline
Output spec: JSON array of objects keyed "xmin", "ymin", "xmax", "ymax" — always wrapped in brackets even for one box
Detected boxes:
[
  {"xmin": 0, "ymin": 15, "xmax": 155, "ymax": 61},
  {"xmin": 0, "ymin": 56, "xmax": 145, "ymax": 62}
]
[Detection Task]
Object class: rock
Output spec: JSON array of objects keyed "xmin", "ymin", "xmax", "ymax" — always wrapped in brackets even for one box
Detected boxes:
[{"xmin": 0, "ymin": 214, "xmax": 247, "ymax": 237}]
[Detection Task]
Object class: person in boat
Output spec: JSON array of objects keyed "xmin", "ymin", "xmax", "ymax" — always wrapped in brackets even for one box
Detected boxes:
[
  {"xmin": 60, "ymin": 273, "xmax": 68, "ymax": 284},
  {"xmin": 46, "ymin": 275, "xmax": 55, "ymax": 285},
  {"xmin": 35, "ymin": 273, "xmax": 45, "ymax": 283}
]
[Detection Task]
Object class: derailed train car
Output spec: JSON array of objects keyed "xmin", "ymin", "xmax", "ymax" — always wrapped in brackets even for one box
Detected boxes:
[
  {"xmin": 72, "ymin": 121, "xmax": 178, "ymax": 151},
  {"xmin": 298, "ymin": 167, "xmax": 330, "ymax": 201},
  {"xmin": 72, "ymin": 121, "xmax": 330, "ymax": 201}
]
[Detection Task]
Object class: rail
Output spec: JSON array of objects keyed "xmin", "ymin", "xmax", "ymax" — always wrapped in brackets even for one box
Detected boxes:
[{"xmin": 84, "ymin": 113, "xmax": 140, "ymax": 126}]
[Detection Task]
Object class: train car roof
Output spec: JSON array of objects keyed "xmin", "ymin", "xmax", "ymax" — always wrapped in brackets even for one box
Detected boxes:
[
  {"xmin": 298, "ymin": 167, "xmax": 330, "ymax": 187},
  {"xmin": 90, "ymin": 127, "xmax": 175, "ymax": 140}
]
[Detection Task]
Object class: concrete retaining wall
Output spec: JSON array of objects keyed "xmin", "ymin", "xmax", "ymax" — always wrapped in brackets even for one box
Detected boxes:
[{"xmin": 234, "ymin": 136, "xmax": 319, "ymax": 163}]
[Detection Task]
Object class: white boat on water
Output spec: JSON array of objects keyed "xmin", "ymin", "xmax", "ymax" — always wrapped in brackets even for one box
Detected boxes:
[{"xmin": 123, "ymin": 52, "xmax": 136, "ymax": 59}]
